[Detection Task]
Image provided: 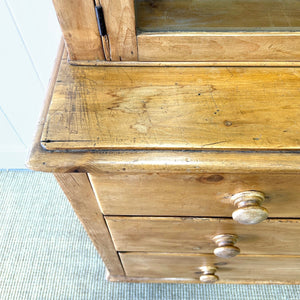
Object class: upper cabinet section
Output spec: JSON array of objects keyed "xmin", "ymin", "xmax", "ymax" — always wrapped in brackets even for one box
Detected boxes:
[
  {"xmin": 135, "ymin": 0, "xmax": 300, "ymax": 62},
  {"xmin": 53, "ymin": 0, "xmax": 300, "ymax": 63}
]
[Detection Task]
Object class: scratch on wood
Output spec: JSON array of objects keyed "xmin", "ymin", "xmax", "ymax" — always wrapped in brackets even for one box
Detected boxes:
[{"xmin": 201, "ymin": 140, "xmax": 228, "ymax": 147}]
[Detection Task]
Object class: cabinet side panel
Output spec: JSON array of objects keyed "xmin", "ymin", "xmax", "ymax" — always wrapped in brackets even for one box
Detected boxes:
[{"xmin": 54, "ymin": 173, "xmax": 124, "ymax": 276}]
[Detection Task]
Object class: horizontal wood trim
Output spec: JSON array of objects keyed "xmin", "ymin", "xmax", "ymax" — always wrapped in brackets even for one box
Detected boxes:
[
  {"xmin": 107, "ymin": 272, "xmax": 300, "ymax": 285},
  {"xmin": 138, "ymin": 32, "xmax": 300, "ymax": 62},
  {"xmin": 89, "ymin": 172, "xmax": 300, "ymax": 217},
  {"xmin": 69, "ymin": 60, "xmax": 300, "ymax": 67},
  {"xmin": 120, "ymin": 252, "xmax": 300, "ymax": 282},
  {"xmin": 28, "ymin": 149, "xmax": 300, "ymax": 174},
  {"xmin": 106, "ymin": 217, "xmax": 300, "ymax": 255}
]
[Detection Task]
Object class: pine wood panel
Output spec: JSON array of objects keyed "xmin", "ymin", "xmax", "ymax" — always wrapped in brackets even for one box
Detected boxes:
[
  {"xmin": 26, "ymin": 48, "xmax": 300, "ymax": 174},
  {"xmin": 100, "ymin": 0, "xmax": 137, "ymax": 61},
  {"xmin": 137, "ymin": 33, "xmax": 300, "ymax": 62},
  {"xmin": 53, "ymin": 0, "xmax": 104, "ymax": 61},
  {"xmin": 120, "ymin": 252, "xmax": 300, "ymax": 283},
  {"xmin": 40, "ymin": 55, "xmax": 300, "ymax": 151},
  {"xmin": 89, "ymin": 172, "xmax": 300, "ymax": 217},
  {"xmin": 135, "ymin": 0, "xmax": 300, "ymax": 32},
  {"xmin": 55, "ymin": 173, "xmax": 124, "ymax": 276},
  {"xmin": 106, "ymin": 217, "xmax": 300, "ymax": 255}
]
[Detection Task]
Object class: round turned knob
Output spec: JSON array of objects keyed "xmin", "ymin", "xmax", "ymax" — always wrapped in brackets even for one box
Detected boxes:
[
  {"xmin": 199, "ymin": 266, "xmax": 219, "ymax": 283},
  {"xmin": 231, "ymin": 191, "xmax": 268, "ymax": 225},
  {"xmin": 212, "ymin": 234, "xmax": 240, "ymax": 258}
]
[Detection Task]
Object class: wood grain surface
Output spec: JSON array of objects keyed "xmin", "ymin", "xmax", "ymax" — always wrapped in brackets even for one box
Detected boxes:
[
  {"xmin": 137, "ymin": 32, "xmax": 300, "ymax": 62},
  {"xmin": 89, "ymin": 172, "xmax": 300, "ymax": 217},
  {"xmin": 40, "ymin": 56, "xmax": 300, "ymax": 151},
  {"xmin": 120, "ymin": 252, "xmax": 300, "ymax": 282},
  {"xmin": 136, "ymin": 0, "xmax": 300, "ymax": 62},
  {"xmin": 100, "ymin": 0, "xmax": 137, "ymax": 61},
  {"xmin": 55, "ymin": 173, "xmax": 124, "ymax": 276},
  {"xmin": 106, "ymin": 217, "xmax": 300, "ymax": 255},
  {"xmin": 53, "ymin": 0, "xmax": 104, "ymax": 61},
  {"xmin": 27, "ymin": 47, "xmax": 300, "ymax": 174},
  {"xmin": 135, "ymin": 0, "xmax": 300, "ymax": 32}
]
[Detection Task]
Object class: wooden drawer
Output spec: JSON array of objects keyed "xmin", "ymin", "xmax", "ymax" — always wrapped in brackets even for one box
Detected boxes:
[
  {"xmin": 90, "ymin": 173, "xmax": 300, "ymax": 217},
  {"xmin": 120, "ymin": 252, "xmax": 300, "ymax": 283},
  {"xmin": 106, "ymin": 217, "xmax": 300, "ymax": 255}
]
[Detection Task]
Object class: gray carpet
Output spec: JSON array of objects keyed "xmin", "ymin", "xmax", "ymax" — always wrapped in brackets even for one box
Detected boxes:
[{"xmin": 0, "ymin": 170, "xmax": 299, "ymax": 299}]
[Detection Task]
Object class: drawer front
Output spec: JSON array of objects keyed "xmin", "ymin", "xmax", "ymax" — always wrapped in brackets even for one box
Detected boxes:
[
  {"xmin": 106, "ymin": 217, "xmax": 300, "ymax": 255},
  {"xmin": 89, "ymin": 173, "xmax": 300, "ymax": 217},
  {"xmin": 120, "ymin": 252, "xmax": 300, "ymax": 282}
]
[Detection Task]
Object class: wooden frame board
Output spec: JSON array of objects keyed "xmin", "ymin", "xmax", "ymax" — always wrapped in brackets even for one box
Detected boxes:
[
  {"xmin": 53, "ymin": 0, "xmax": 104, "ymax": 61},
  {"xmin": 53, "ymin": 0, "xmax": 300, "ymax": 63},
  {"xmin": 137, "ymin": 32, "xmax": 300, "ymax": 62},
  {"xmin": 100, "ymin": 0, "xmax": 138, "ymax": 61}
]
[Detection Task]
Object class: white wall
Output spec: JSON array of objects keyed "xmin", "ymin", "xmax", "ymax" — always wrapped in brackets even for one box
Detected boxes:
[{"xmin": 0, "ymin": 0, "xmax": 61, "ymax": 169}]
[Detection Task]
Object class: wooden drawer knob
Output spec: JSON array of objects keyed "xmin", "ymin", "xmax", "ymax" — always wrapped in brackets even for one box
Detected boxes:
[
  {"xmin": 199, "ymin": 266, "xmax": 219, "ymax": 283},
  {"xmin": 212, "ymin": 234, "xmax": 240, "ymax": 258},
  {"xmin": 231, "ymin": 191, "xmax": 268, "ymax": 225}
]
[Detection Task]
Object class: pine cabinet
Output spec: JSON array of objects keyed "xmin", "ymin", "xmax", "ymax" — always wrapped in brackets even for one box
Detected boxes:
[{"xmin": 28, "ymin": 0, "xmax": 300, "ymax": 284}]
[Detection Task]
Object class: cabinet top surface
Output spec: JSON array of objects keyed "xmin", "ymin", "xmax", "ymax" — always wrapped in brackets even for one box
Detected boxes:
[{"xmin": 41, "ymin": 56, "xmax": 300, "ymax": 152}]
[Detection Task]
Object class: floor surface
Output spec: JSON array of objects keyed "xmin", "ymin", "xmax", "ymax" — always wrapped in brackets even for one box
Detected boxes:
[{"xmin": 0, "ymin": 170, "xmax": 299, "ymax": 299}]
